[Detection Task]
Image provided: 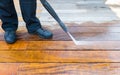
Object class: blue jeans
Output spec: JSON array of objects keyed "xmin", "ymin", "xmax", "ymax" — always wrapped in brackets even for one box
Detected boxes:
[{"xmin": 0, "ymin": 0, "xmax": 41, "ymax": 33}]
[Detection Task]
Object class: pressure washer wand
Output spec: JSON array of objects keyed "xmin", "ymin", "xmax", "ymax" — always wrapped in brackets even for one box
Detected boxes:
[
  {"xmin": 40, "ymin": 0, "xmax": 78, "ymax": 45},
  {"xmin": 40, "ymin": 0, "xmax": 68, "ymax": 33}
]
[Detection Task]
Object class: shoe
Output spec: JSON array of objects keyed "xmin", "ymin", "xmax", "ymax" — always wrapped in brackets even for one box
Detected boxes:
[
  {"xmin": 4, "ymin": 31, "xmax": 17, "ymax": 44},
  {"xmin": 29, "ymin": 28, "xmax": 53, "ymax": 39}
]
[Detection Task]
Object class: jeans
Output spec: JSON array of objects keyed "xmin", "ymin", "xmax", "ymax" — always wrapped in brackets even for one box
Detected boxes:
[{"xmin": 0, "ymin": 0, "xmax": 41, "ymax": 33}]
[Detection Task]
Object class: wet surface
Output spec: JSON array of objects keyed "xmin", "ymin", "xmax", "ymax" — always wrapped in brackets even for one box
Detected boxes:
[
  {"xmin": 0, "ymin": 21, "xmax": 120, "ymax": 41},
  {"xmin": 0, "ymin": 0, "xmax": 120, "ymax": 74}
]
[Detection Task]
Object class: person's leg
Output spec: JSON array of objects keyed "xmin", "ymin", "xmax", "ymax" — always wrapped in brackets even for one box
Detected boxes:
[
  {"xmin": 0, "ymin": 0, "xmax": 18, "ymax": 44},
  {"xmin": 19, "ymin": 0, "xmax": 53, "ymax": 39},
  {"xmin": 19, "ymin": 0, "xmax": 41, "ymax": 33},
  {"xmin": 0, "ymin": 0, "xmax": 18, "ymax": 31}
]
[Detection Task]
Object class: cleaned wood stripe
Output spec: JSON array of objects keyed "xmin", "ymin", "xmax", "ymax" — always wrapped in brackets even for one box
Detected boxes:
[
  {"xmin": 73, "ymin": 33, "xmax": 120, "ymax": 41},
  {"xmin": 27, "ymin": 41, "xmax": 120, "ymax": 50},
  {"xmin": 0, "ymin": 50, "xmax": 119, "ymax": 63},
  {"xmin": 68, "ymin": 26, "xmax": 120, "ymax": 32}
]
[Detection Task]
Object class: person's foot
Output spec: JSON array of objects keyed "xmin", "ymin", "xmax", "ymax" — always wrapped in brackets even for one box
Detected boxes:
[
  {"xmin": 29, "ymin": 28, "xmax": 53, "ymax": 39},
  {"xmin": 4, "ymin": 31, "xmax": 17, "ymax": 44}
]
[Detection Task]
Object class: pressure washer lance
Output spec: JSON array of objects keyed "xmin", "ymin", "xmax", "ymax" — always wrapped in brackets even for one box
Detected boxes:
[
  {"xmin": 56, "ymin": 21, "xmax": 78, "ymax": 45},
  {"xmin": 57, "ymin": 21, "xmax": 78, "ymax": 45},
  {"xmin": 41, "ymin": 0, "xmax": 77, "ymax": 45}
]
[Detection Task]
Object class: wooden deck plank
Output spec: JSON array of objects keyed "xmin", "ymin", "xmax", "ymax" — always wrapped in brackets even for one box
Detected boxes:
[
  {"xmin": 1, "ymin": 31, "xmax": 120, "ymax": 41},
  {"xmin": 0, "ymin": 23, "xmax": 120, "ymax": 41},
  {"xmin": 27, "ymin": 41, "xmax": 120, "ymax": 50},
  {"xmin": 1, "ymin": 41, "xmax": 120, "ymax": 50},
  {"xmin": 64, "ymin": 21, "xmax": 120, "ymax": 27},
  {"xmin": 0, "ymin": 63, "xmax": 120, "ymax": 75},
  {"xmin": 0, "ymin": 50, "xmax": 120, "ymax": 63}
]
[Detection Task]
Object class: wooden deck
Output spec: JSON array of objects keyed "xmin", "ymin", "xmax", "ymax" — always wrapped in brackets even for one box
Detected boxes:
[
  {"xmin": 0, "ymin": 0, "xmax": 120, "ymax": 75},
  {"xmin": 0, "ymin": 21, "xmax": 120, "ymax": 74}
]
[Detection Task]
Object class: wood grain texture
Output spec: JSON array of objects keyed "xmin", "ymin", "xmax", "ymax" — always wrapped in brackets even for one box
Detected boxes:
[
  {"xmin": 0, "ymin": 22, "xmax": 120, "ymax": 63},
  {"xmin": 16, "ymin": 63, "xmax": 120, "ymax": 75},
  {"xmin": 0, "ymin": 0, "xmax": 120, "ymax": 74},
  {"xmin": 0, "ymin": 21, "xmax": 120, "ymax": 74},
  {"xmin": 0, "ymin": 41, "xmax": 120, "ymax": 50},
  {"xmin": 0, "ymin": 50, "xmax": 120, "ymax": 63},
  {"xmin": 0, "ymin": 63, "xmax": 120, "ymax": 75},
  {"xmin": 0, "ymin": 21, "xmax": 120, "ymax": 41}
]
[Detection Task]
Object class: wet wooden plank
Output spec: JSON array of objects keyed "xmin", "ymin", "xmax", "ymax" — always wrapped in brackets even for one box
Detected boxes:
[
  {"xmin": 0, "ymin": 41, "xmax": 120, "ymax": 50},
  {"xmin": 14, "ymin": 32, "xmax": 120, "ymax": 41},
  {"xmin": 0, "ymin": 50, "xmax": 120, "ymax": 62},
  {"xmin": 27, "ymin": 41, "xmax": 120, "ymax": 50},
  {"xmin": 0, "ymin": 22, "xmax": 120, "ymax": 41},
  {"xmin": 16, "ymin": 63, "xmax": 120, "ymax": 75},
  {"xmin": 0, "ymin": 41, "xmax": 28, "ymax": 50},
  {"xmin": 73, "ymin": 33, "xmax": 120, "ymax": 41},
  {"xmin": 0, "ymin": 63, "xmax": 120, "ymax": 75}
]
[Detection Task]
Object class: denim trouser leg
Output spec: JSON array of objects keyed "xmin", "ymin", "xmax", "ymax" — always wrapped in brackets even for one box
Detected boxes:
[
  {"xmin": 0, "ymin": 0, "xmax": 41, "ymax": 32},
  {"xmin": 19, "ymin": 0, "xmax": 41, "ymax": 33},
  {"xmin": 0, "ymin": 0, "xmax": 18, "ymax": 31}
]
